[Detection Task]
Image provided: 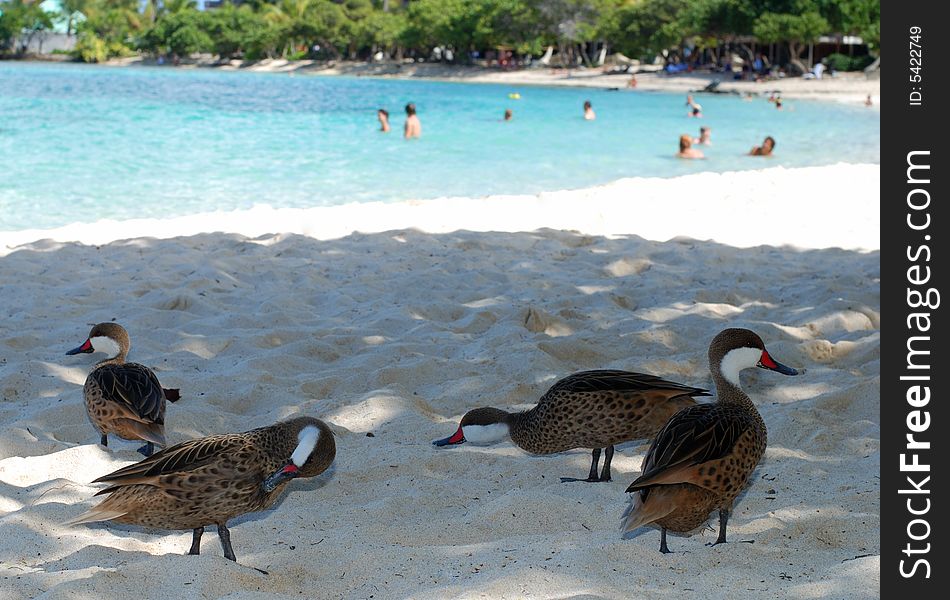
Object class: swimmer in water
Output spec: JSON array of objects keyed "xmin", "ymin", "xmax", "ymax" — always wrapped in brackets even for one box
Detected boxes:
[
  {"xmin": 377, "ymin": 108, "xmax": 390, "ymax": 132},
  {"xmin": 694, "ymin": 126, "xmax": 712, "ymax": 145},
  {"xmin": 404, "ymin": 103, "xmax": 421, "ymax": 139},
  {"xmin": 749, "ymin": 136, "xmax": 775, "ymax": 156},
  {"xmin": 583, "ymin": 100, "xmax": 596, "ymax": 120},
  {"xmin": 677, "ymin": 134, "xmax": 704, "ymax": 159}
]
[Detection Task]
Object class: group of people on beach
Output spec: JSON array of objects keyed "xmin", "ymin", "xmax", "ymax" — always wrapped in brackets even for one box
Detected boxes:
[
  {"xmin": 377, "ymin": 103, "xmax": 421, "ymax": 139},
  {"xmin": 377, "ymin": 92, "xmax": 775, "ymax": 160},
  {"xmin": 677, "ymin": 128, "xmax": 774, "ymax": 160},
  {"xmin": 677, "ymin": 93, "xmax": 776, "ymax": 160}
]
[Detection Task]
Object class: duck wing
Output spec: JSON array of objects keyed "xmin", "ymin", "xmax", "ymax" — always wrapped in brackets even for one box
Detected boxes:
[
  {"xmin": 91, "ymin": 363, "xmax": 166, "ymax": 423},
  {"xmin": 625, "ymin": 404, "xmax": 746, "ymax": 491},
  {"xmin": 92, "ymin": 433, "xmax": 246, "ymax": 488},
  {"xmin": 546, "ymin": 369, "xmax": 710, "ymax": 398}
]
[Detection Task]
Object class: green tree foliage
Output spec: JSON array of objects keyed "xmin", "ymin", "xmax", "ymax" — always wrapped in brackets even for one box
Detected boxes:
[
  {"xmin": 141, "ymin": 6, "xmax": 213, "ymax": 56},
  {"xmin": 0, "ymin": 0, "xmax": 54, "ymax": 54},
  {"xmin": 753, "ymin": 8, "xmax": 829, "ymax": 72},
  {"xmin": 13, "ymin": 0, "xmax": 876, "ymax": 68},
  {"xmin": 204, "ymin": 3, "xmax": 276, "ymax": 59},
  {"xmin": 71, "ymin": 0, "xmax": 145, "ymax": 61}
]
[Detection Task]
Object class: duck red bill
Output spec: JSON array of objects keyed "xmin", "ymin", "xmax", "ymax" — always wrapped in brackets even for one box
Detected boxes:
[
  {"xmin": 759, "ymin": 351, "xmax": 799, "ymax": 375},
  {"xmin": 65, "ymin": 339, "xmax": 94, "ymax": 355},
  {"xmin": 262, "ymin": 462, "xmax": 300, "ymax": 492},
  {"xmin": 433, "ymin": 426, "xmax": 465, "ymax": 446},
  {"xmin": 759, "ymin": 351, "xmax": 778, "ymax": 369}
]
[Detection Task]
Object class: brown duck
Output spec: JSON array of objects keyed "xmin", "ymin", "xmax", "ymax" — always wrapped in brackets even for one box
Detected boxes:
[
  {"xmin": 66, "ymin": 323, "xmax": 180, "ymax": 456},
  {"xmin": 621, "ymin": 328, "xmax": 799, "ymax": 553},
  {"xmin": 433, "ymin": 369, "xmax": 709, "ymax": 482},
  {"xmin": 66, "ymin": 416, "xmax": 336, "ymax": 562}
]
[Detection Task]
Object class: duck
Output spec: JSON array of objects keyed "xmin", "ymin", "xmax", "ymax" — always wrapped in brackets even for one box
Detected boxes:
[
  {"xmin": 66, "ymin": 323, "xmax": 180, "ymax": 456},
  {"xmin": 66, "ymin": 416, "xmax": 336, "ymax": 563},
  {"xmin": 621, "ymin": 328, "xmax": 799, "ymax": 553},
  {"xmin": 433, "ymin": 369, "xmax": 709, "ymax": 482}
]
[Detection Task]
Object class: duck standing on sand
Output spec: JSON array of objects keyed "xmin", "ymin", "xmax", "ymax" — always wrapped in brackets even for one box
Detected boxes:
[
  {"xmin": 66, "ymin": 323, "xmax": 180, "ymax": 456},
  {"xmin": 66, "ymin": 417, "xmax": 336, "ymax": 562},
  {"xmin": 434, "ymin": 370, "xmax": 708, "ymax": 482},
  {"xmin": 621, "ymin": 328, "xmax": 799, "ymax": 553}
]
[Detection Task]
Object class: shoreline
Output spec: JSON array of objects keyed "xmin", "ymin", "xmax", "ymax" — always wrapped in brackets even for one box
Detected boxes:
[
  {"xmin": 1, "ymin": 163, "xmax": 880, "ymax": 255},
  {"xmin": 75, "ymin": 57, "xmax": 881, "ymax": 105}
]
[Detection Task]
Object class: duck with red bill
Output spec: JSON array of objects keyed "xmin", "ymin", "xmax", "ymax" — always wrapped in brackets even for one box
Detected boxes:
[
  {"xmin": 65, "ymin": 338, "xmax": 94, "ymax": 355},
  {"xmin": 432, "ymin": 426, "xmax": 465, "ymax": 447},
  {"xmin": 262, "ymin": 461, "xmax": 300, "ymax": 492},
  {"xmin": 430, "ymin": 370, "xmax": 708, "ymax": 483},
  {"xmin": 757, "ymin": 350, "xmax": 798, "ymax": 375}
]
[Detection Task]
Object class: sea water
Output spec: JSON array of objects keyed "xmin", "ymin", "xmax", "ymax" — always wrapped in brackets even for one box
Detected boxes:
[{"xmin": 0, "ymin": 62, "xmax": 879, "ymax": 232}]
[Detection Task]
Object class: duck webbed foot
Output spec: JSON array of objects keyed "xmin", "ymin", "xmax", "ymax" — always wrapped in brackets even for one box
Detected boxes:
[
  {"xmin": 560, "ymin": 448, "xmax": 612, "ymax": 483},
  {"xmin": 188, "ymin": 527, "xmax": 204, "ymax": 555},
  {"xmin": 659, "ymin": 528, "xmax": 672, "ymax": 554},
  {"xmin": 218, "ymin": 522, "xmax": 237, "ymax": 562},
  {"xmin": 597, "ymin": 446, "xmax": 614, "ymax": 482},
  {"xmin": 706, "ymin": 509, "xmax": 730, "ymax": 547}
]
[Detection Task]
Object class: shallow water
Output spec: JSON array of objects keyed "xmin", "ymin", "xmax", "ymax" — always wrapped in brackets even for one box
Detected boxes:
[{"xmin": 1, "ymin": 62, "xmax": 879, "ymax": 231}]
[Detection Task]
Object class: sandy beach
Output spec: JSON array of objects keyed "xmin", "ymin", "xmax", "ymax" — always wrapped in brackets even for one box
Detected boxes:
[
  {"xmin": 0, "ymin": 162, "xmax": 879, "ymax": 599},
  {"xmin": 103, "ymin": 57, "xmax": 881, "ymax": 105}
]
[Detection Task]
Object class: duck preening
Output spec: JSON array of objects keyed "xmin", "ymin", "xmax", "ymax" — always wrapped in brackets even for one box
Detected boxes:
[
  {"xmin": 433, "ymin": 369, "xmax": 709, "ymax": 482},
  {"xmin": 66, "ymin": 323, "xmax": 180, "ymax": 456},
  {"xmin": 621, "ymin": 328, "xmax": 799, "ymax": 553},
  {"xmin": 66, "ymin": 416, "xmax": 336, "ymax": 563}
]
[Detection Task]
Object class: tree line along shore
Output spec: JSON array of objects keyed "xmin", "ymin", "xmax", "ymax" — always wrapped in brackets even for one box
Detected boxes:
[{"xmin": 3, "ymin": 0, "xmax": 879, "ymax": 77}]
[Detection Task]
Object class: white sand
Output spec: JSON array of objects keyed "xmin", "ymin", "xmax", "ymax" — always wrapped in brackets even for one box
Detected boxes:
[
  {"xmin": 106, "ymin": 57, "xmax": 881, "ymax": 105},
  {"xmin": 0, "ymin": 164, "xmax": 879, "ymax": 599},
  {"xmin": 1, "ymin": 164, "xmax": 879, "ymax": 256}
]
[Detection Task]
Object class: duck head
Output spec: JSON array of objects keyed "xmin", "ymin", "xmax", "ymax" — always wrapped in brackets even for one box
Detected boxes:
[
  {"xmin": 710, "ymin": 327, "xmax": 799, "ymax": 386},
  {"xmin": 262, "ymin": 417, "xmax": 336, "ymax": 493},
  {"xmin": 66, "ymin": 322, "xmax": 130, "ymax": 361},
  {"xmin": 432, "ymin": 407, "xmax": 512, "ymax": 447}
]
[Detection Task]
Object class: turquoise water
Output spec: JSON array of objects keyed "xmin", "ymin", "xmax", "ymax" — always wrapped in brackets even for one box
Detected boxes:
[{"xmin": 1, "ymin": 62, "xmax": 879, "ymax": 232}]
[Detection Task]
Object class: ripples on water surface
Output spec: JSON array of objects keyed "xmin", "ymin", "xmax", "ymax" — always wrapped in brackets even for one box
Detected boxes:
[{"xmin": 0, "ymin": 62, "xmax": 879, "ymax": 231}]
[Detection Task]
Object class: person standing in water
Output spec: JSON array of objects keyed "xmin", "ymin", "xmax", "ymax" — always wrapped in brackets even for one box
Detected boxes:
[
  {"xmin": 504, "ymin": 109, "xmax": 513, "ymax": 121},
  {"xmin": 583, "ymin": 100, "xmax": 596, "ymax": 120},
  {"xmin": 404, "ymin": 103, "xmax": 421, "ymax": 139},
  {"xmin": 377, "ymin": 109, "xmax": 390, "ymax": 132}
]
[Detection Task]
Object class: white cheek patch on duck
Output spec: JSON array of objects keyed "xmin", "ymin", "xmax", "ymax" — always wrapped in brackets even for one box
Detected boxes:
[
  {"xmin": 90, "ymin": 336, "xmax": 121, "ymax": 358},
  {"xmin": 291, "ymin": 425, "xmax": 320, "ymax": 467},
  {"xmin": 719, "ymin": 346, "xmax": 765, "ymax": 386},
  {"xmin": 461, "ymin": 423, "xmax": 509, "ymax": 445}
]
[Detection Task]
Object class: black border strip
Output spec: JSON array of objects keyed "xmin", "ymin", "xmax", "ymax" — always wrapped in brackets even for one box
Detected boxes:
[{"xmin": 882, "ymin": 1, "xmax": 945, "ymax": 595}]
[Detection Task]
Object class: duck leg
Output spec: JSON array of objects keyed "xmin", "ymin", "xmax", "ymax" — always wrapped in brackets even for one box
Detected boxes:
[
  {"xmin": 598, "ymin": 445, "xmax": 614, "ymax": 482},
  {"xmin": 188, "ymin": 527, "xmax": 204, "ymax": 555},
  {"xmin": 709, "ymin": 508, "xmax": 730, "ymax": 546},
  {"xmin": 100, "ymin": 434, "xmax": 108, "ymax": 447},
  {"xmin": 137, "ymin": 442, "xmax": 155, "ymax": 457},
  {"xmin": 659, "ymin": 528, "xmax": 672, "ymax": 554},
  {"xmin": 560, "ymin": 448, "xmax": 601, "ymax": 482},
  {"xmin": 217, "ymin": 522, "xmax": 237, "ymax": 561}
]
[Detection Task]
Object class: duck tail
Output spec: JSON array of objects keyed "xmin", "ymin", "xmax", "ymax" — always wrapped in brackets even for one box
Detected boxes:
[
  {"xmin": 63, "ymin": 507, "xmax": 128, "ymax": 527},
  {"xmin": 620, "ymin": 489, "xmax": 675, "ymax": 535},
  {"xmin": 126, "ymin": 421, "xmax": 167, "ymax": 447}
]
